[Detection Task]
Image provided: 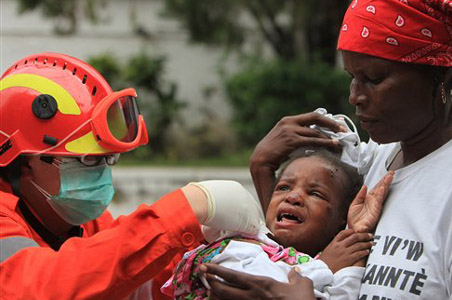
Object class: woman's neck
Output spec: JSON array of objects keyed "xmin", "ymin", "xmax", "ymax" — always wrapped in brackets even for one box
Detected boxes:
[{"xmin": 396, "ymin": 119, "xmax": 452, "ymax": 169}]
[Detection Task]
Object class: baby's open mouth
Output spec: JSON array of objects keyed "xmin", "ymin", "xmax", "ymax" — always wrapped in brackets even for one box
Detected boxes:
[{"xmin": 277, "ymin": 213, "xmax": 303, "ymax": 224}]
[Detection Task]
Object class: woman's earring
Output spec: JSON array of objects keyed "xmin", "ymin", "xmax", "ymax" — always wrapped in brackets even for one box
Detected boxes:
[{"xmin": 441, "ymin": 82, "xmax": 447, "ymax": 104}]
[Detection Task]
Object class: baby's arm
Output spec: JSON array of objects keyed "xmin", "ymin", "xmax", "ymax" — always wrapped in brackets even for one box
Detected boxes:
[
  {"xmin": 316, "ymin": 230, "xmax": 371, "ymax": 299},
  {"xmin": 318, "ymin": 229, "xmax": 373, "ymax": 273}
]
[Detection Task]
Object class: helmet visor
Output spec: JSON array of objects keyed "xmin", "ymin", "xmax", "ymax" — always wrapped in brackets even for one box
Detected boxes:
[{"xmin": 107, "ymin": 96, "xmax": 139, "ymax": 143}]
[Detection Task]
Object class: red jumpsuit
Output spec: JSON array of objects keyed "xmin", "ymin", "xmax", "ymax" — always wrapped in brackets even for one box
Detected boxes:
[{"xmin": 0, "ymin": 188, "xmax": 202, "ymax": 300}]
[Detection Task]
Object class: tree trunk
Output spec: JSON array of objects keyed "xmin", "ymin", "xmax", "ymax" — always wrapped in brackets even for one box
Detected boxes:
[{"xmin": 305, "ymin": 1, "xmax": 348, "ymax": 66}]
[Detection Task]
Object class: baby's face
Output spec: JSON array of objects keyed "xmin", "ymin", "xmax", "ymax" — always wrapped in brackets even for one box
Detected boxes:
[{"xmin": 266, "ymin": 156, "xmax": 347, "ymax": 256}]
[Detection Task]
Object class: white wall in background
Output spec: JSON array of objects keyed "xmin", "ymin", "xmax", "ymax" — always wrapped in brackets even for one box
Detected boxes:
[{"xmin": 1, "ymin": 0, "xmax": 235, "ymax": 124}]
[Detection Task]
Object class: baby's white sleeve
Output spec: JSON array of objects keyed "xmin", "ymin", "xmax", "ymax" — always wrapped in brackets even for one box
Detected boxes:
[
  {"xmin": 321, "ymin": 266, "xmax": 365, "ymax": 300},
  {"xmin": 298, "ymin": 259, "xmax": 333, "ymax": 296}
]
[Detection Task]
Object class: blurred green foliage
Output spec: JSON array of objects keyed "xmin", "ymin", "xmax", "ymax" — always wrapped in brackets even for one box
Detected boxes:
[
  {"xmin": 163, "ymin": 0, "xmax": 244, "ymax": 47},
  {"xmin": 225, "ymin": 58, "xmax": 352, "ymax": 147},
  {"xmin": 162, "ymin": 0, "xmax": 348, "ymax": 65},
  {"xmin": 161, "ymin": 0, "xmax": 356, "ymax": 149},
  {"xmin": 124, "ymin": 53, "xmax": 187, "ymax": 155},
  {"xmin": 87, "ymin": 53, "xmax": 121, "ymax": 85},
  {"xmin": 17, "ymin": 0, "xmax": 106, "ymax": 34}
]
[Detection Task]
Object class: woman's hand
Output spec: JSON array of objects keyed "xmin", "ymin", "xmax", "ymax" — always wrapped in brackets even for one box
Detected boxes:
[
  {"xmin": 201, "ymin": 264, "xmax": 316, "ymax": 300},
  {"xmin": 319, "ymin": 229, "xmax": 373, "ymax": 272},
  {"xmin": 250, "ymin": 113, "xmax": 344, "ymax": 212},
  {"xmin": 348, "ymin": 171, "xmax": 394, "ymax": 233}
]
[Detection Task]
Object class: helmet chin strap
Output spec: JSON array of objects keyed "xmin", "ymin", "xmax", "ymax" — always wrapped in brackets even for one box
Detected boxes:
[
  {"xmin": 5, "ymin": 158, "xmax": 23, "ymax": 198},
  {"xmin": 17, "ymin": 197, "xmax": 83, "ymax": 251}
]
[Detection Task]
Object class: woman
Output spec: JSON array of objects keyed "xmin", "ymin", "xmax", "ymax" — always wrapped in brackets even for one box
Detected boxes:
[{"xmin": 202, "ymin": 1, "xmax": 452, "ymax": 299}]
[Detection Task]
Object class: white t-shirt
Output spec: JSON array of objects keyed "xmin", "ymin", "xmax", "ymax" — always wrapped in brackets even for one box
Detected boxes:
[{"xmin": 356, "ymin": 139, "xmax": 452, "ymax": 299}]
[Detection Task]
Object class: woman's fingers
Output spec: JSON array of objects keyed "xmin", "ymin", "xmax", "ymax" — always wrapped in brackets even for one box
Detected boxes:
[
  {"xmin": 265, "ymin": 124, "xmax": 337, "ymax": 146},
  {"xmin": 203, "ymin": 264, "xmax": 317, "ymax": 300},
  {"xmin": 370, "ymin": 171, "xmax": 394, "ymax": 195},
  {"xmin": 288, "ymin": 112, "xmax": 346, "ymax": 132},
  {"xmin": 384, "ymin": 171, "xmax": 395, "ymax": 185},
  {"xmin": 265, "ymin": 113, "xmax": 344, "ymax": 147},
  {"xmin": 205, "ymin": 274, "xmax": 250, "ymax": 300},
  {"xmin": 201, "ymin": 264, "xmax": 251, "ymax": 289},
  {"xmin": 287, "ymin": 267, "xmax": 313, "ymax": 286},
  {"xmin": 202, "ymin": 264, "xmax": 273, "ymax": 300},
  {"xmin": 251, "ymin": 112, "xmax": 345, "ymax": 170},
  {"xmin": 368, "ymin": 171, "xmax": 394, "ymax": 210},
  {"xmin": 350, "ymin": 185, "xmax": 368, "ymax": 207}
]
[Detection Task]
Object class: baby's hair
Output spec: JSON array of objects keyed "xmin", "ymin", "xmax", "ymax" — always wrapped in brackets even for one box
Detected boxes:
[{"xmin": 275, "ymin": 147, "xmax": 363, "ymax": 222}]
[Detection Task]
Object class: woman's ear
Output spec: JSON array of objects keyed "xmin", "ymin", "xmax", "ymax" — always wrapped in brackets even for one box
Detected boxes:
[
  {"xmin": 444, "ymin": 69, "xmax": 452, "ymax": 123},
  {"xmin": 444, "ymin": 68, "xmax": 452, "ymax": 85}
]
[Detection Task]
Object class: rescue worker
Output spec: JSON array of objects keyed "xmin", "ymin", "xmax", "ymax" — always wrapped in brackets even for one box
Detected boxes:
[{"xmin": 0, "ymin": 53, "xmax": 263, "ymax": 300}]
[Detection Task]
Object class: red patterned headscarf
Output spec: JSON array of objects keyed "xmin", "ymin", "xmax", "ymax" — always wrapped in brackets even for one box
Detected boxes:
[{"xmin": 337, "ymin": 0, "xmax": 452, "ymax": 66}]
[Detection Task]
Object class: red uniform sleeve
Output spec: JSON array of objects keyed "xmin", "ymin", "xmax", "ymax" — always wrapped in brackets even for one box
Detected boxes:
[{"xmin": 0, "ymin": 189, "xmax": 203, "ymax": 300}]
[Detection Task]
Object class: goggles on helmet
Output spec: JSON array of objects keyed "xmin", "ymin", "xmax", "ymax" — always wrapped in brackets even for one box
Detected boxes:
[
  {"xmin": 90, "ymin": 88, "xmax": 147, "ymax": 152},
  {"xmin": 33, "ymin": 87, "xmax": 148, "ymax": 156}
]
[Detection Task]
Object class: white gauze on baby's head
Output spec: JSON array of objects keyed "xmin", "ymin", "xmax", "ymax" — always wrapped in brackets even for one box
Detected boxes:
[{"xmin": 291, "ymin": 108, "xmax": 376, "ymax": 175}]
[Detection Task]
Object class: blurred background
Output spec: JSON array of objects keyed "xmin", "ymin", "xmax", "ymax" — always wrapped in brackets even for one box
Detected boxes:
[{"xmin": 1, "ymin": 0, "xmax": 354, "ymax": 216}]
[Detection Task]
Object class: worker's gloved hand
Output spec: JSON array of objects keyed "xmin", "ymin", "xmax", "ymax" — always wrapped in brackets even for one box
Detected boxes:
[
  {"xmin": 201, "ymin": 223, "xmax": 272, "ymax": 243},
  {"xmin": 201, "ymin": 226, "xmax": 226, "ymax": 243},
  {"xmin": 189, "ymin": 180, "xmax": 263, "ymax": 237}
]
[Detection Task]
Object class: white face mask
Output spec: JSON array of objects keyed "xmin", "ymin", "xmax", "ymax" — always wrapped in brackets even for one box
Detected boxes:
[{"xmin": 30, "ymin": 158, "xmax": 115, "ymax": 225}]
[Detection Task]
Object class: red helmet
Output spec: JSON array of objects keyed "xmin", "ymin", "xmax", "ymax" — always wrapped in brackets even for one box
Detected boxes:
[{"xmin": 0, "ymin": 53, "xmax": 148, "ymax": 166}]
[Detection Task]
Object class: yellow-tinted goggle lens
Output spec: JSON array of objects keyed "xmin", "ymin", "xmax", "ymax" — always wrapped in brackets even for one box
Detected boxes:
[{"xmin": 107, "ymin": 96, "xmax": 139, "ymax": 143}]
